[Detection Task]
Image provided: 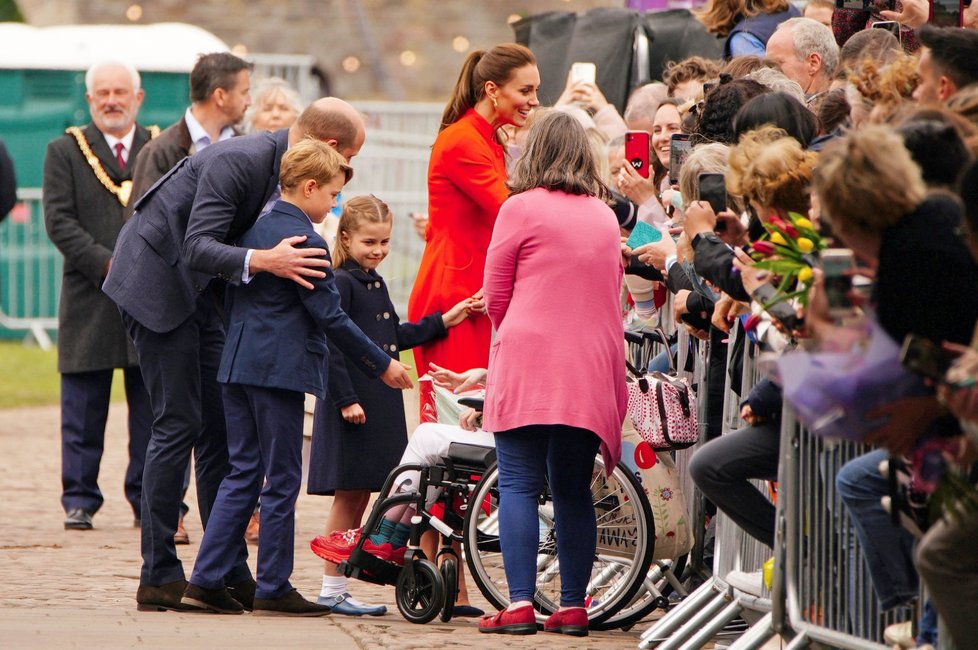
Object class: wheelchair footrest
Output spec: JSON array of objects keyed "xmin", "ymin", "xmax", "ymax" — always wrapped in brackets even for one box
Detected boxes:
[{"xmin": 340, "ymin": 547, "xmax": 401, "ymax": 585}]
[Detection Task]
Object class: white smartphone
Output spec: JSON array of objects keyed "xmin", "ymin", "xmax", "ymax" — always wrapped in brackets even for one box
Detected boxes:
[{"xmin": 571, "ymin": 62, "xmax": 596, "ymax": 85}]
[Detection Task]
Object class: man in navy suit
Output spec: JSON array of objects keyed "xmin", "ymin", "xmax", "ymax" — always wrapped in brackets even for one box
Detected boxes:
[
  {"xmin": 104, "ymin": 98, "xmax": 409, "ymax": 612},
  {"xmin": 181, "ymin": 140, "xmax": 410, "ymax": 616}
]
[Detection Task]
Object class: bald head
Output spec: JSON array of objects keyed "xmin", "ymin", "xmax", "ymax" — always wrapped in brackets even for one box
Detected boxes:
[{"xmin": 290, "ymin": 97, "xmax": 366, "ymax": 161}]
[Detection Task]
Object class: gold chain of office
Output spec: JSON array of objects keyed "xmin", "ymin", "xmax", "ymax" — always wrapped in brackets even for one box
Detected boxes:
[{"xmin": 65, "ymin": 125, "xmax": 160, "ymax": 207}]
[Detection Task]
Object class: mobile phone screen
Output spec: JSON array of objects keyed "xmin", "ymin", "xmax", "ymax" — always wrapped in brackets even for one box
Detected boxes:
[
  {"xmin": 669, "ymin": 134, "xmax": 691, "ymax": 185},
  {"xmin": 871, "ymin": 21, "xmax": 900, "ymax": 37},
  {"xmin": 820, "ymin": 248, "xmax": 855, "ymax": 313},
  {"xmin": 900, "ymin": 335, "xmax": 954, "ymax": 383},
  {"xmin": 931, "ymin": 0, "xmax": 962, "ymax": 25},
  {"xmin": 625, "ymin": 131, "xmax": 650, "ymax": 179}
]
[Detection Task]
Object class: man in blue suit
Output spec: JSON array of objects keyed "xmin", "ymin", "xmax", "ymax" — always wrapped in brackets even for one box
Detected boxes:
[
  {"xmin": 104, "ymin": 98, "xmax": 411, "ymax": 612},
  {"xmin": 182, "ymin": 139, "xmax": 409, "ymax": 616}
]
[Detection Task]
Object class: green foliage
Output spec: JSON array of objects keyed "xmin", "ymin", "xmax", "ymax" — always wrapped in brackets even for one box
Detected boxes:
[
  {"xmin": 0, "ymin": 0, "xmax": 25, "ymax": 22},
  {"xmin": 0, "ymin": 341, "xmax": 124, "ymax": 409}
]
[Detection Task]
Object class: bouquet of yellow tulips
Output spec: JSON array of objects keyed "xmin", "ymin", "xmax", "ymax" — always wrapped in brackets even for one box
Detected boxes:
[{"xmin": 749, "ymin": 212, "xmax": 824, "ymax": 309}]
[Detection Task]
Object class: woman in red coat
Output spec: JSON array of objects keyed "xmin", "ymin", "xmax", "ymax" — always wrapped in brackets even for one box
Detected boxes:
[{"xmin": 408, "ymin": 43, "xmax": 540, "ymax": 373}]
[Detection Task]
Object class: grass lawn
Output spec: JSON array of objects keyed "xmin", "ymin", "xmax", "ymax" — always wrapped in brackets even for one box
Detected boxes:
[
  {"xmin": 0, "ymin": 341, "xmax": 125, "ymax": 409},
  {"xmin": 0, "ymin": 341, "xmax": 418, "ymax": 410}
]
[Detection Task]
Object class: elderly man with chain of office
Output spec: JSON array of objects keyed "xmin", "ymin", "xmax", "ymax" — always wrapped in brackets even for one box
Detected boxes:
[{"xmin": 43, "ymin": 60, "xmax": 157, "ymax": 531}]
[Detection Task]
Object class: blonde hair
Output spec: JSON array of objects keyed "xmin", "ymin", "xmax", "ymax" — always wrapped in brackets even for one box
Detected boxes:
[
  {"xmin": 279, "ymin": 138, "xmax": 352, "ymax": 193},
  {"xmin": 814, "ymin": 125, "xmax": 926, "ymax": 235},
  {"xmin": 332, "ymin": 195, "xmax": 392, "ymax": 268},
  {"xmin": 696, "ymin": 0, "xmax": 791, "ymax": 37},
  {"xmin": 848, "ymin": 54, "xmax": 919, "ymax": 125},
  {"xmin": 727, "ymin": 125, "xmax": 816, "ymax": 215}
]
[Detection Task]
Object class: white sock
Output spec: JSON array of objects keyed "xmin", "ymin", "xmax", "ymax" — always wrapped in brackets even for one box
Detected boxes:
[{"xmin": 321, "ymin": 575, "xmax": 347, "ymax": 599}]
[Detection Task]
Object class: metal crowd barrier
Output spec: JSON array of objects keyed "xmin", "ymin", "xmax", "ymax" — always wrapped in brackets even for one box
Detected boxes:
[{"xmin": 0, "ymin": 188, "xmax": 58, "ymax": 348}]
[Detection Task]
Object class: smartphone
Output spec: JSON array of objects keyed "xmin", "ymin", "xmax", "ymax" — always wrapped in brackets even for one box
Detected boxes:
[
  {"xmin": 871, "ymin": 20, "xmax": 901, "ymax": 40},
  {"xmin": 900, "ymin": 334, "xmax": 956, "ymax": 383},
  {"xmin": 820, "ymin": 248, "xmax": 855, "ymax": 318},
  {"xmin": 698, "ymin": 173, "xmax": 727, "ymax": 218},
  {"xmin": 626, "ymin": 220, "xmax": 663, "ymax": 250},
  {"xmin": 625, "ymin": 131, "xmax": 650, "ymax": 179},
  {"xmin": 835, "ymin": 0, "xmax": 895, "ymax": 10},
  {"xmin": 931, "ymin": 0, "xmax": 964, "ymax": 26},
  {"xmin": 669, "ymin": 133, "xmax": 692, "ymax": 185},
  {"xmin": 571, "ymin": 61, "xmax": 597, "ymax": 85}
]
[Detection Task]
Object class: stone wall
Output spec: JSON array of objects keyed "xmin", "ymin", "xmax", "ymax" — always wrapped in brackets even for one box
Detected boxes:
[{"xmin": 17, "ymin": 0, "xmax": 618, "ymax": 101}]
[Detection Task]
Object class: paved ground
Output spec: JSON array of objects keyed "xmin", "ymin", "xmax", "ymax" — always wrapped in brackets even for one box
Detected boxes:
[{"xmin": 0, "ymin": 398, "xmax": 661, "ymax": 649}]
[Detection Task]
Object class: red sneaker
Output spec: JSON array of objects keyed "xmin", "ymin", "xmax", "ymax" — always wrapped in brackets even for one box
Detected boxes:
[
  {"xmin": 388, "ymin": 545, "xmax": 407, "ymax": 566},
  {"xmin": 478, "ymin": 605, "xmax": 537, "ymax": 635},
  {"xmin": 360, "ymin": 539, "xmax": 393, "ymax": 562},
  {"xmin": 543, "ymin": 607, "xmax": 588, "ymax": 636},
  {"xmin": 309, "ymin": 528, "xmax": 361, "ymax": 564}
]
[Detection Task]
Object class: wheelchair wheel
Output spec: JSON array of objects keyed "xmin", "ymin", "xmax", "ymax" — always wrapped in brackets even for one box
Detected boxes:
[
  {"xmin": 462, "ymin": 457, "xmax": 654, "ymax": 626},
  {"xmin": 439, "ymin": 555, "xmax": 458, "ymax": 623},
  {"xmin": 395, "ymin": 559, "xmax": 445, "ymax": 624},
  {"xmin": 589, "ymin": 555, "xmax": 687, "ymax": 631}
]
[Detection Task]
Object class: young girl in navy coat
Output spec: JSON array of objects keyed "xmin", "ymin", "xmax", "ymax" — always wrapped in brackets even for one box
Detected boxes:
[{"xmin": 307, "ymin": 195, "xmax": 474, "ymax": 615}]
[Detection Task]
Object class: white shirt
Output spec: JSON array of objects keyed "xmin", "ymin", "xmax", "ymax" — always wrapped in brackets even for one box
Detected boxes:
[
  {"xmin": 184, "ymin": 107, "xmax": 235, "ymax": 152},
  {"xmin": 102, "ymin": 126, "xmax": 136, "ymax": 165}
]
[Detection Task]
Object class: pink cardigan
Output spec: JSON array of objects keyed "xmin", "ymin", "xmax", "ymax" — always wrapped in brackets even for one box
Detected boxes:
[{"xmin": 482, "ymin": 187, "xmax": 627, "ymax": 470}]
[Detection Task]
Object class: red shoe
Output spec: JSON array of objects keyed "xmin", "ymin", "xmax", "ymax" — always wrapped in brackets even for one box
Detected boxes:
[
  {"xmin": 544, "ymin": 607, "xmax": 588, "ymax": 637},
  {"xmin": 389, "ymin": 545, "xmax": 407, "ymax": 566},
  {"xmin": 478, "ymin": 605, "xmax": 537, "ymax": 635},
  {"xmin": 361, "ymin": 539, "xmax": 393, "ymax": 562},
  {"xmin": 309, "ymin": 528, "xmax": 361, "ymax": 563}
]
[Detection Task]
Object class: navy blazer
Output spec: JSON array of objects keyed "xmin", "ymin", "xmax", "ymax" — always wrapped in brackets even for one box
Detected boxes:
[
  {"xmin": 217, "ymin": 200, "xmax": 392, "ymax": 398},
  {"xmin": 104, "ymin": 129, "xmax": 289, "ymax": 333}
]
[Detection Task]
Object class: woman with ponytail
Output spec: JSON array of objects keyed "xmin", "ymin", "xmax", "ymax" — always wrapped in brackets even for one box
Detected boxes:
[{"xmin": 408, "ymin": 43, "xmax": 539, "ymax": 374}]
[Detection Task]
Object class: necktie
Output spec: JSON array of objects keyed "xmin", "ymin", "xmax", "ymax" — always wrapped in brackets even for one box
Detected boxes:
[{"xmin": 114, "ymin": 142, "xmax": 126, "ymax": 169}]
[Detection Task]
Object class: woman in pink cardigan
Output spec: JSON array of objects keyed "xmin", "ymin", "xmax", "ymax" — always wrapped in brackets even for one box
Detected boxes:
[{"xmin": 478, "ymin": 111, "xmax": 627, "ymax": 637}]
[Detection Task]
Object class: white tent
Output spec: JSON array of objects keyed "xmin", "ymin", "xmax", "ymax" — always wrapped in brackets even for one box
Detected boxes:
[{"xmin": 0, "ymin": 22, "xmax": 229, "ymax": 72}]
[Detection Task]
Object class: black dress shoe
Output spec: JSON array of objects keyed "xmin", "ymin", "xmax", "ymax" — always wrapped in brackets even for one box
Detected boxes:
[
  {"xmin": 253, "ymin": 589, "xmax": 331, "ymax": 617},
  {"xmin": 181, "ymin": 583, "xmax": 244, "ymax": 614},
  {"xmin": 226, "ymin": 577, "xmax": 256, "ymax": 611},
  {"xmin": 136, "ymin": 579, "xmax": 201, "ymax": 612},
  {"xmin": 64, "ymin": 508, "xmax": 94, "ymax": 530}
]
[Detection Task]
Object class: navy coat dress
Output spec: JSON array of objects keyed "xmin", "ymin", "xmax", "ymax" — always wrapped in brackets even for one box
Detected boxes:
[{"xmin": 307, "ymin": 260, "xmax": 448, "ymax": 494}]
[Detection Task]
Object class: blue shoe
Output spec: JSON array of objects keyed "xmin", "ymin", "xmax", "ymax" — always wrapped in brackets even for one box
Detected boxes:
[
  {"xmin": 317, "ymin": 592, "xmax": 387, "ymax": 616},
  {"xmin": 453, "ymin": 604, "xmax": 486, "ymax": 618}
]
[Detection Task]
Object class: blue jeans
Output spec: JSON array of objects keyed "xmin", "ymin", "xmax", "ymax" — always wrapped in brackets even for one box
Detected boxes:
[
  {"xmin": 493, "ymin": 424, "xmax": 600, "ymax": 607},
  {"xmin": 835, "ymin": 450, "xmax": 918, "ymax": 610}
]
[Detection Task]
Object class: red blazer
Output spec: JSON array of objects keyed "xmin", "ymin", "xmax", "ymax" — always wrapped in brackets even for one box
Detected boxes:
[{"xmin": 408, "ymin": 109, "xmax": 508, "ymax": 373}]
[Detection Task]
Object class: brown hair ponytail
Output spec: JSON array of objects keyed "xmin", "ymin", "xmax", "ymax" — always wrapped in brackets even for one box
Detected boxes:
[{"xmin": 439, "ymin": 43, "xmax": 536, "ymax": 132}]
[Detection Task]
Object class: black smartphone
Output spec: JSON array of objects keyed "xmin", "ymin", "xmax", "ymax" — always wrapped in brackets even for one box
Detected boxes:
[
  {"xmin": 900, "ymin": 334, "xmax": 956, "ymax": 383},
  {"xmin": 698, "ymin": 172, "xmax": 727, "ymax": 217},
  {"xmin": 669, "ymin": 133, "xmax": 692, "ymax": 185}
]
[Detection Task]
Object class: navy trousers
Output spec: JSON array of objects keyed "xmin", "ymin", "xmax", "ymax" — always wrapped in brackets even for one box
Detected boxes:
[
  {"xmin": 123, "ymin": 289, "xmax": 250, "ymax": 587},
  {"xmin": 60, "ymin": 366, "xmax": 152, "ymax": 518},
  {"xmin": 190, "ymin": 384, "xmax": 304, "ymax": 599}
]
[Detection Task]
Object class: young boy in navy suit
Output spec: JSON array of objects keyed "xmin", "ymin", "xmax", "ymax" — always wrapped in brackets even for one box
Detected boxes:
[{"xmin": 181, "ymin": 139, "xmax": 413, "ymax": 616}]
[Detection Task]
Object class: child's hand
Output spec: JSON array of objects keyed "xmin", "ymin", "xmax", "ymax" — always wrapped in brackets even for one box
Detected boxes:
[
  {"xmin": 442, "ymin": 298, "xmax": 473, "ymax": 328},
  {"xmin": 429, "ymin": 363, "xmax": 486, "ymax": 393},
  {"xmin": 468, "ymin": 288, "xmax": 487, "ymax": 315},
  {"xmin": 380, "ymin": 360, "xmax": 414, "ymax": 390},
  {"xmin": 459, "ymin": 407, "xmax": 483, "ymax": 432},
  {"xmin": 341, "ymin": 403, "xmax": 366, "ymax": 424}
]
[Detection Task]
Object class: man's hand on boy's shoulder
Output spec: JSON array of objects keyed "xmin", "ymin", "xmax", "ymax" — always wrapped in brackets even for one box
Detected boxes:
[{"xmin": 249, "ymin": 235, "xmax": 331, "ymax": 290}]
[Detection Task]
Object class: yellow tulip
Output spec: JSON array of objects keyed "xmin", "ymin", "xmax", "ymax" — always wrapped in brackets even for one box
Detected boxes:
[
  {"xmin": 797, "ymin": 266, "xmax": 813, "ymax": 283},
  {"xmin": 794, "ymin": 217, "xmax": 813, "ymax": 230},
  {"xmin": 797, "ymin": 237, "xmax": 814, "ymax": 253},
  {"xmin": 770, "ymin": 232, "xmax": 787, "ymax": 246}
]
